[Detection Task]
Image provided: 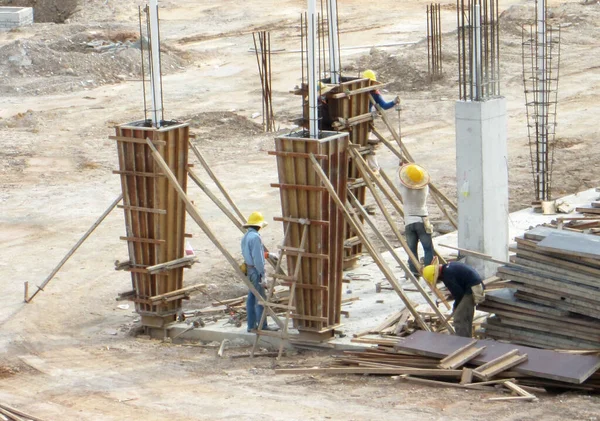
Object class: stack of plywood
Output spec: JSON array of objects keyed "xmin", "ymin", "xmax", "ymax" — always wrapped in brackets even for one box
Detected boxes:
[
  {"xmin": 278, "ymin": 331, "xmax": 600, "ymax": 395},
  {"xmin": 480, "ymin": 226, "xmax": 600, "ymax": 349}
]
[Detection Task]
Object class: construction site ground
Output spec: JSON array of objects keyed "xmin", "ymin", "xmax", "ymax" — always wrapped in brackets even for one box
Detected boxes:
[{"xmin": 1, "ymin": 0, "xmax": 599, "ymax": 419}]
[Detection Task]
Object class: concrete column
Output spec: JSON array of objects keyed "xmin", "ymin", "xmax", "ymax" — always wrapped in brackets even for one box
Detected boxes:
[{"xmin": 455, "ymin": 98, "xmax": 508, "ymax": 278}]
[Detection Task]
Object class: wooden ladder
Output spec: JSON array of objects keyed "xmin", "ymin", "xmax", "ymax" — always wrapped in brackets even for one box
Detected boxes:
[{"xmin": 251, "ymin": 219, "xmax": 310, "ymax": 358}]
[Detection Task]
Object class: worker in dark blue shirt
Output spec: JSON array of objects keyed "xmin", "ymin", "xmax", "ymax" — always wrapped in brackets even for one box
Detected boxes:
[{"xmin": 423, "ymin": 258, "xmax": 485, "ymax": 337}]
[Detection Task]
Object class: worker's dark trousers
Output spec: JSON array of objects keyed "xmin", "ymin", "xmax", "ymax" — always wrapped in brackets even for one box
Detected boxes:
[{"xmin": 453, "ymin": 295, "xmax": 475, "ymax": 338}]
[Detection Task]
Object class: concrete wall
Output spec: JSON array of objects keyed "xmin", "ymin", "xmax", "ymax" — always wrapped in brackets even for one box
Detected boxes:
[
  {"xmin": 455, "ymin": 98, "xmax": 509, "ymax": 278},
  {"xmin": 0, "ymin": 7, "xmax": 33, "ymax": 30}
]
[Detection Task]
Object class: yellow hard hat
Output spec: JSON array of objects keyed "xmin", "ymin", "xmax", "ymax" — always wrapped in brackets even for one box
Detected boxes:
[
  {"xmin": 243, "ymin": 211, "xmax": 268, "ymax": 228},
  {"xmin": 422, "ymin": 264, "xmax": 439, "ymax": 285},
  {"xmin": 362, "ymin": 69, "xmax": 377, "ymax": 81},
  {"xmin": 398, "ymin": 163, "xmax": 430, "ymax": 189},
  {"xmin": 406, "ymin": 164, "xmax": 424, "ymax": 184},
  {"xmin": 422, "ymin": 256, "xmax": 440, "ymax": 285}
]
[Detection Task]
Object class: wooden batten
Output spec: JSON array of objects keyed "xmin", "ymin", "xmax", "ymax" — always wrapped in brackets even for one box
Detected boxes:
[
  {"xmin": 273, "ymin": 131, "xmax": 349, "ymax": 337},
  {"xmin": 113, "ymin": 120, "xmax": 190, "ymax": 326}
]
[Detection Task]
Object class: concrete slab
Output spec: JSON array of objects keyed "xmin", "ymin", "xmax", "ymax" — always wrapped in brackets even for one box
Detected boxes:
[
  {"xmin": 167, "ymin": 187, "xmax": 600, "ymax": 350},
  {"xmin": 0, "ymin": 7, "xmax": 33, "ymax": 30}
]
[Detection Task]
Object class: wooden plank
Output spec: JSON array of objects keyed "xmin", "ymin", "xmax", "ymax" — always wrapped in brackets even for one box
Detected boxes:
[
  {"xmin": 291, "ymin": 314, "xmax": 329, "ymax": 322},
  {"xmin": 149, "ymin": 284, "xmax": 205, "ymax": 303},
  {"xmin": 460, "ymin": 368, "xmax": 473, "ymax": 384},
  {"xmin": 273, "ymin": 216, "xmax": 329, "ymax": 226},
  {"xmin": 0, "ymin": 403, "xmax": 47, "ymax": 421},
  {"xmin": 439, "ymin": 340, "xmax": 485, "ymax": 369},
  {"xmin": 120, "ymin": 236, "xmax": 166, "ymax": 245},
  {"xmin": 118, "ymin": 204, "xmax": 167, "ymax": 214},
  {"xmin": 271, "ymin": 183, "xmax": 328, "ymax": 191},
  {"xmin": 275, "ymin": 367, "xmax": 462, "ymax": 377},
  {"xmin": 113, "ymin": 170, "xmax": 165, "ymax": 178},
  {"xmin": 146, "ymin": 256, "xmax": 198, "ymax": 274},
  {"xmin": 396, "ymin": 375, "xmax": 502, "ymax": 392},
  {"xmin": 395, "ymin": 331, "xmax": 600, "ymax": 384},
  {"xmin": 576, "ymin": 206, "xmax": 600, "ymax": 214},
  {"xmin": 268, "ymin": 151, "xmax": 328, "ymax": 160},
  {"xmin": 110, "ymin": 135, "xmax": 166, "ymax": 146},
  {"xmin": 473, "ymin": 350, "xmax": 528, "ymax": 381}
]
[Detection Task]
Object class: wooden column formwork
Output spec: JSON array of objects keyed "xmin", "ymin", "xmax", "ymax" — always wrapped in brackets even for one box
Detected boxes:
[
  {"xmin": 113, "ymin": 120, "xmax": 189, "ymax": 328},
  {"xmin": 273, "ymin": 131, "xmax": 349, "ymax": 339},
  {"xmin": 297, "ymin": 76, "xmax": 382, "ymax": 269},
  {"xmin": 327, "ymin": 77, "xmax": 379, "ymax": 269}
]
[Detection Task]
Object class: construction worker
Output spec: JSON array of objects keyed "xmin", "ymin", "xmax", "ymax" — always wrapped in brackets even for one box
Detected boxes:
[
  {"xmin": 318, "ymin": 81, "xmax": 335, "ymax": 131},
  {"xmin": 398, "ymin": 163, "xmax": 434, "ymax": 276},
  {"xmin": 362, "ymin": 69, "xmax": 399, "ymax": 112},
  {"xmin": 362, "ymin": 69, "xmax": 400, "ymax": 173},
  {"xmin": 241, "ymin": 211, "xmax": 274, "ymax": 332},
  {"xmin": 422, "ymin": 258, "xmax": 486, "ymax": 337}
]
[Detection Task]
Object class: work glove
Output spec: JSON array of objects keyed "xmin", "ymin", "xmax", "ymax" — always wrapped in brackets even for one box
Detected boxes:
[{"xmin": 471, "ymin": 283, "xmax": 485, "ymax": 305}]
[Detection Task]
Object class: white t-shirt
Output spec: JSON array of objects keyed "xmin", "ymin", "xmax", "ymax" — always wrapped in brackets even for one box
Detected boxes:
[{"xmin": 398, "ymin": 184, "xmax": 429, "ymax": 226}]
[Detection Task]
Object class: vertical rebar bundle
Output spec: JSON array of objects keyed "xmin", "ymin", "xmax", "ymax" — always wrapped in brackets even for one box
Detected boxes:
[
  {"xmin": 299, "ymin": 1, "xmax": 341, "ymax": 137},
  {"xmin": 522, "ymin": 0, "xmax": 561, "ymax": 201},
  {"xmin": 456, "ymin": 0, "xmax": 500, "ymax": 101},
  {"xmin": 138, "ymin": 3, "xmax": 166, "ymax": 126},
  {"xmin": 427, "ymin": 3, "xmax": 443, "ymax": 79},
  {"xmin": 253, "ymin": 31, "xmax": 276, "ymax": 132}
]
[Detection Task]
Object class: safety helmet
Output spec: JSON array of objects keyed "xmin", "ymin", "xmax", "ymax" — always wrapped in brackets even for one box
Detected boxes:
[
  {"xmin": 243, "ymin": 211, "xmax": 268, "ymax": 228},
  {"xmin": 422, "ymin": 263, "xmax": 440, "ymax": 285},
  {"xmin": 398, "ymin": 163, "xmax": 430, "ymax": 189},
  {"xmin": 362, "ymin": 69, "xmax": 377, "ymax": 81}
]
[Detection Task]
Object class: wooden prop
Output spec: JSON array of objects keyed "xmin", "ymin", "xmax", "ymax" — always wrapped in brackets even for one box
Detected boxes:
[
  {"xmin": 348, "ymin": 148, "xmax": 450, "ymax": 308},
  {"xmin": 146, "ymin": 138, "xmax": 284, "ymax": 327},
  {"xmin": 188, "ymin": 139, "xmax": 246, "ymax": 222},
  {"xmin": 348, "ymin": 191, "xmax": 454, "ymax": 333},
  {"xmin": 26, "ymin": 194, "xmax": 123, "ymax": 303},
  {"xmin": 369, "ymin": 101, "xmax": 458, "ymax": 214},
  {"xmin": 309, "ymin": 153, "xmax": 430, "ymax": 331}
]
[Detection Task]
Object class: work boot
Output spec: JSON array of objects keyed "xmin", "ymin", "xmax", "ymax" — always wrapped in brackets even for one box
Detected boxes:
[{"xmin": 261, "ymin": 324, "xmax": 280, "ymax": 332}]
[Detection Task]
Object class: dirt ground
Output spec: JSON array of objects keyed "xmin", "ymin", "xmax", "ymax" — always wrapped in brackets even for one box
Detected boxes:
[{"xmin": 1, "ymin": 0, "xmax": 599, "ymax": 419}]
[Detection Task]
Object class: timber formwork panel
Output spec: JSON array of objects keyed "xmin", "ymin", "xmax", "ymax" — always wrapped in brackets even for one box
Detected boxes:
[
  {"xmin": 327, "ymin": 77, "xmax": 381, "ymax": 269},
  {"xmin": 274, "ymin": 131, "xmax": 348, "ymax": 336},
  {"xmin": 113, "ymin": 121, "xmax": 189, "ymax": 327}
]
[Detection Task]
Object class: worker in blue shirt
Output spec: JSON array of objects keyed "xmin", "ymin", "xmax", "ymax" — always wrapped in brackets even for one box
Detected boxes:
[
  {"xmin": 362, "ymin": 69, "xmax": 399, "ymax": 111},
  {"xmin": 423, "ymin": 258, "xmax": 485, "ymax": 337},
  {"xmin": 362, "ymin": 69, "xmax": 400, "ymax": 173},
  {"xmin": 241, "ymin": 211, "xmax": 276, "ymax": 332}
]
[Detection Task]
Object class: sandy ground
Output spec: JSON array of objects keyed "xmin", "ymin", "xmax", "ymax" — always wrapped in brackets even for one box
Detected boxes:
[{"xmin": 1, "ymin": 0, "xmax": 600, "ymax": 419}]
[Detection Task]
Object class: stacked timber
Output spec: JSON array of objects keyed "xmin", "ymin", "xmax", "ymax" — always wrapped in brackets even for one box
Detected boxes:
[
  {"xmin": 278, "ymin": 331, "xmax": 600, "ymax": 395},
  {"xmin": 480, "ymin": 226, "xmax": 600, "ymax": 349}
]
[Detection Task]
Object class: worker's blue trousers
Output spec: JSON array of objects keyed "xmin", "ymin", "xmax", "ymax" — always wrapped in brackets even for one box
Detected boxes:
[{"xmin": 246, "ymin": 269, "xmax": 267, "ymax": 331}]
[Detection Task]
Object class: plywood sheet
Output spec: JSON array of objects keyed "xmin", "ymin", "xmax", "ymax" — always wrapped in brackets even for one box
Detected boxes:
[
  {"xmin": 537, "ymin": 230, "xmax": 600, "ymax": 260},
  {"xmin": 395, "ymin": 331, "xmax": 600, "ymax": 384}
]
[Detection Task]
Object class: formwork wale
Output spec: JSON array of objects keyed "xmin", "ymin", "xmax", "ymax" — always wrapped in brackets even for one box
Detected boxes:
[
  {"xmin": 112, "ymin": 120, "xmax": 189, "ymax": 328},
  {"xmin": 273, "ymin": 131, "xmax": 349, "ymax": 337}
]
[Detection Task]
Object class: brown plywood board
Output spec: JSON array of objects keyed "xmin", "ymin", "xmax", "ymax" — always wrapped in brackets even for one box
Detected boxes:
[{"xmin": 395, "ymin": 331, "xmax": 600, "ymax": 384}]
